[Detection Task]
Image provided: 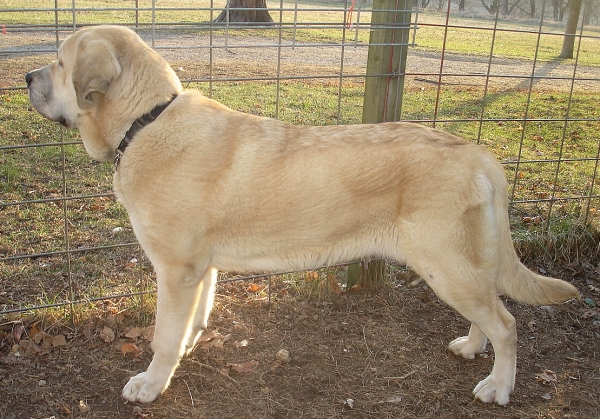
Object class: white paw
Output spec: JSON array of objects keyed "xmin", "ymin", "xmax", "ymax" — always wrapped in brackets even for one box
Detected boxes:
[
  {"xmin": 122, "ymin": 372, "xmax": 165, "ymax": 403},
  {"xmin": 473, "ymin": 375, "xmax": 511, "ymax": 405},
  {"xmin": 448, "ymin": 336, "xmax": 487, "ymax": 360}
]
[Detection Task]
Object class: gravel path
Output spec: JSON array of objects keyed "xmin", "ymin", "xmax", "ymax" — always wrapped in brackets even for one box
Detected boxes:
[{"xmin": 1, "ymin": 30, "xmax": 598, "ymax": 91}]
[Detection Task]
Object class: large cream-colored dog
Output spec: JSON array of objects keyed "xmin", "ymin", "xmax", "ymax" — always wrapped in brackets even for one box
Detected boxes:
[{"xmin": 26, "ymin": 25, "xmax": 578, "ymax": 406}]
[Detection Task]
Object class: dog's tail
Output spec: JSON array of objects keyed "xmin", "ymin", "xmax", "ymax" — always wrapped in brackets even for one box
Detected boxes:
[
  {"xmin": 482, "ymin": 164, "xmax": 579, "ymax": 306},
  {"xmin": 499, "ymin": 258, "xmax": 579, "ymax": 305}
]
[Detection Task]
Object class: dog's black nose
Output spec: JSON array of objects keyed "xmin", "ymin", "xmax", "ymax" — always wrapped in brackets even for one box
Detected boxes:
[{"xmin": 25, "ymin": 72, "xmax": 33, "ymax": 85}]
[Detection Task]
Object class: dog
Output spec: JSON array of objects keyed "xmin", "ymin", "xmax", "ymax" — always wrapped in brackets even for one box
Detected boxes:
[{"xmin": 26, "ymin": 25, "xmax": 578, "ymax": 406}]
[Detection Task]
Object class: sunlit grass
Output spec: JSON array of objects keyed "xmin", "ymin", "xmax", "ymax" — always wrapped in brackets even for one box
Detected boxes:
[{"xmin": 414, "ymin": 12, "xmax": 600, "ymax": 66}]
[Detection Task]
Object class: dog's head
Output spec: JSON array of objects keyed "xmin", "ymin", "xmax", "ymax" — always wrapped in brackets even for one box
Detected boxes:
[{"xmin": 26, "ymin": 25, "xmax": 182, "ymax": 161}]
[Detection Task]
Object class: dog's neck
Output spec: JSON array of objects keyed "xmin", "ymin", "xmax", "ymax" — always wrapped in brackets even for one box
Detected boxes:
[{"xmin": 114, "ymin": 95, "xmax": 178, "ymax": 170}]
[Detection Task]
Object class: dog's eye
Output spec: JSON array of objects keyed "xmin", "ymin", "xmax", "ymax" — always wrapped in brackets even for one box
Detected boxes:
[{"xmin": 58, "ymin": 60, "xmax": 63, "ymax": 68}]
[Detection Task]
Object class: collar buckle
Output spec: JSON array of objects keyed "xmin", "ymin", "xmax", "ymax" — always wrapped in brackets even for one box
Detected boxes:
[{"xmin": 114, "ymin": 151, "xmax": 123, "ymax": 172}]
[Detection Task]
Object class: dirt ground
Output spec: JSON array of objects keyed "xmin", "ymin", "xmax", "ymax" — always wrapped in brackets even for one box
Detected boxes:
[{"xmin": 1, "ymin": 261, "xmax": 599, "ymax": 419}]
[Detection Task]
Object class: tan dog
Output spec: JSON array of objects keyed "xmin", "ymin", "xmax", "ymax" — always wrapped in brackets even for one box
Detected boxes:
[{"xmin": 26, "ymin": 25, "xmax": 578, "ymax": 406}]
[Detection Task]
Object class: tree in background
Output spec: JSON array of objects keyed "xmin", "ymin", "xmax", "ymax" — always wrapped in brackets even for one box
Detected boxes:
[
  {"xmin": 479, "ymin": 0, "xmax": 501, "ymax": 13},
  {"xmin": 214, "ymin": 0, "xmax": 274, "ymax": 24},
  {"xmin": 559, "ymin": 0, "xmax": 583, "ymax": 58},
  {"xmin": 552, "ymin": 0, "xmax": 568, "ymax": 21}
]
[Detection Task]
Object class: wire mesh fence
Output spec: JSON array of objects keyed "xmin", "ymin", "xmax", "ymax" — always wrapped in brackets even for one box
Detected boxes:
[{"xmin": 1, "ymin": 0, "xmax": 599, "ymax": 317}]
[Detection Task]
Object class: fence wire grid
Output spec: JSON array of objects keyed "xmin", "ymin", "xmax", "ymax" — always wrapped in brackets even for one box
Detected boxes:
[{"xmin": 1, "ymin": 0, "xmax": 599, "ymax": 317}]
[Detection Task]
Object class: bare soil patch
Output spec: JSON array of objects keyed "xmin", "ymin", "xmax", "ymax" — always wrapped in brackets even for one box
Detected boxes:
[{"xmin": 1, "ymin": 263, "xmax": 599, "ymax": 419}]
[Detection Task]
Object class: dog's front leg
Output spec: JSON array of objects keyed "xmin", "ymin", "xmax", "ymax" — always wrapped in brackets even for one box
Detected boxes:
[
  {"xmin": 122, "ymin": 263, "xmax": 212, "ymax": 403},
  {"xmin": 184, "ymin": 268, "xmax": 217, "ymax": 355}
]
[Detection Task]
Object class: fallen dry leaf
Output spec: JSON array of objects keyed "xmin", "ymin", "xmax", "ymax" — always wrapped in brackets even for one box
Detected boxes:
[
  {"xmin": 105, "ymin": 314, "xmax": 117, "ymax": 326},
  {"xmin": 125, "ymin": 327, "xmax": 142, "ymax": 339},
  {"xmin": 52, "ymin": 335, "xmax": 67, "ymax": 347},
  {"xmin": 13, "ymin": 325, "xmax": 25, "ymax": 343},
  {"xmin": 234, "ymin": 339, "xmax": 248, "ymax": 348},
  {"xmin": 141, "ymin": 326, "xmax": 154, "ymax": 342},
  {"xmin": 349, "ymin": 283, "xmax": 362, "ymax": 292},
  {"xmin": 19, "ymin": 339, "xmax": 43, "ymax": 356},
  {"xmin": 32, "ymin": 331, "xmax": 48, "ymax": 345},
  {"xmin": 121, "ymin": 342, "xmax": 142, "ymax": 357},
  {"xmin": 31, "ymin": 332, "xmax": 53, "ymax": 354},
  {"xmin": 228, "ymin": 360, "xmax": 259, "ymax": 374},
  {"xmin": 132, "ymin": 405, "xmax": 149, "ymax": 418},
  {"xmin": 536, "ymin": 369, "xmax": 558, "ymax": 385},
  {"xmin": 248, "ymin": 283, "xmax": 264, "ymax": 293},
  {"xmin": 99, "ymin": 326, "xmax": 115, "ymax": 343},
  {"xmin": 28, "ymin": 324, "xmax": 40, "ymax": 340},
  {"xmin": 197, "ymin": 330, "xmax": 227, "ymax": 350},
  {"xmin": 306, "ymin": 271, "xmax": 319, "ymax": 281},
  {"xmin": 327, "ymin": 273, "xmax": 342, "ymax": 294}
]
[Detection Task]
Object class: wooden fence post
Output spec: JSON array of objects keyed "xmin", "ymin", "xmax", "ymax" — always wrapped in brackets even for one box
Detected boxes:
[
  {"xmin": 363, "ymin": 0, "xmax": 412, "ymax": 124},
  {"xmin": 348, "ymin": 0, "xmax": 412, "ymax": 287}
]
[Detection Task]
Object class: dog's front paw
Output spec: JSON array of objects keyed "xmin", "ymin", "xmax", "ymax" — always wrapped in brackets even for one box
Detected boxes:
[
  {"xmin": 122, "ymin": 372, "xmax": 165, "ymax": 403},
  {"xmin": 448, "ymin": 336, "xmax": 487, "ymax": 360},
  {"xmin": 473, "ymin": 375, "xmax": 511, "ymax": 405}
]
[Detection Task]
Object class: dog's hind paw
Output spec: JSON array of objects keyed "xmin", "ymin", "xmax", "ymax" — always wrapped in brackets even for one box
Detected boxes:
[
  {"xmin": 448, "ymin": 336, "xmax": 487, "ymax": 360},
  {"xmin": 122, "ymin": 372, "xmax": 164, "ymax": 403},
  {"xmin": 473, "ymin": 375, "xmax": 511, "ymax": 405},
  {"xmin": 184, "ymin": 330, "xmax": 204, "ymax": 356}
]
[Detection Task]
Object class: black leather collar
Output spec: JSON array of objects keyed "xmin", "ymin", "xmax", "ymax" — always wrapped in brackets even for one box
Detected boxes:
[{"xmin": 114, "ymin": 95, "xmax": 177, "ymax": 170}]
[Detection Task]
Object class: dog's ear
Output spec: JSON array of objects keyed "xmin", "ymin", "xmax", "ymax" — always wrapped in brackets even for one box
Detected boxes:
[{"xmin": 73, "ymin": 37, "xmax": 121, "ymax": 109}]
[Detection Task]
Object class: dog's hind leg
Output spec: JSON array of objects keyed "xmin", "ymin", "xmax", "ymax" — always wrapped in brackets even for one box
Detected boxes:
[
  {"xmin": 184, "ymin": 268, "xmax": 217, "ymax": 355},
  {"xmin": 466, "ymin": 301, "xmax": 517, "ymax": 405},
  {"xmin": 448, "ymin": 323, "xmax": 488, "ymax": 359},
  {"xmin": 122, "ymin": 261, "xmax": 213, "ymax": 403},
  {"xmin": 412, "ymin": 260, "xmax": 517, "ymax": 405}
]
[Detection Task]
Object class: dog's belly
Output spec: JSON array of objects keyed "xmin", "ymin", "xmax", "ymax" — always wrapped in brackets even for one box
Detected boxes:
[{"xmin": 209, "ymin": 223, "xmax": 408, "ymax": 273}]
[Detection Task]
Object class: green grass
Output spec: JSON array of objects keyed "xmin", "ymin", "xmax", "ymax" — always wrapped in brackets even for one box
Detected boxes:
[{"xmin": 414, "ymin": 12, "xmax": 600, "ymax": 66}]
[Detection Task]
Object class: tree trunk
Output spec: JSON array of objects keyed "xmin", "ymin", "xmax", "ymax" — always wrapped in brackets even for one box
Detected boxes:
[
  {"xmin": 559, "ymin": 0, "xmax": 583, "ymax": 58},
  {"xmin": 480, "ymin": 0, "xmax": 501, "ymax": 14},
  {"xmin": 552, "ymin": 0, "xmax": 561, "ymax": 21},
  {"xmin": 214, "ymin": 0, "xmax": 275, "ymax": 24},
  {"xmin": 529, "ymin": 0, "xmax": 535, "ymax": 17},
  {"xmin": 582, "ymin": 0, "xmax": 594, "ymax": 25}
]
